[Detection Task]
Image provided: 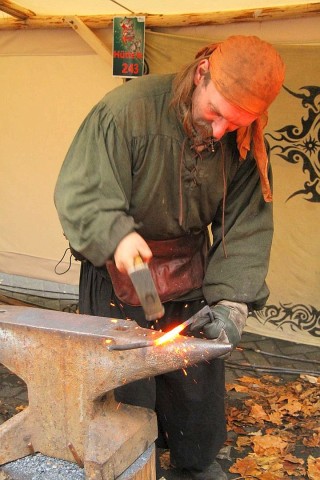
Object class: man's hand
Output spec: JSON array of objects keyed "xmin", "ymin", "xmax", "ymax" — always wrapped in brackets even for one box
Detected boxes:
[
  {"xmin": 190, "ymin": 300, "xmax": 248, "ymax": 348},
  {"xmin": 113, "ymin": 232, "xmax": 152, "ymax": 274}
]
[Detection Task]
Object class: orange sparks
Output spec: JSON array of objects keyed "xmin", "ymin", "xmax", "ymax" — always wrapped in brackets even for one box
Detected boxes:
[{"xmin": 154, "ymin": 323, "xmax": 186, "ymax": 346}]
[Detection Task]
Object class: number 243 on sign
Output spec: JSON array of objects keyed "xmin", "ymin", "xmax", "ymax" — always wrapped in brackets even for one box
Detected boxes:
[{"xmin": 122, "ymin": 63, "xmax": 139, "ymax": 75}]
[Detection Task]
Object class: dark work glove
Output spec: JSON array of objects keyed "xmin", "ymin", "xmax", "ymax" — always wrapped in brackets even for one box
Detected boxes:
[{"xmin": 190, "ymin": 300, "xmax": 248, "ymax": 348}]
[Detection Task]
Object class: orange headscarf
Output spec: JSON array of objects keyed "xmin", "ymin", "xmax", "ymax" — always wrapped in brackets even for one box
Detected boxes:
[{"xmin": 196, "ymin": 36, "xmax": 285, "ymax": 202}]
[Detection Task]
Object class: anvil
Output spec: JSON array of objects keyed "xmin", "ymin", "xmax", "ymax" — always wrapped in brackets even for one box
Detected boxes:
[{"xmin": 0, "ymin": 306, "xmax": 231, "ymax": 479}]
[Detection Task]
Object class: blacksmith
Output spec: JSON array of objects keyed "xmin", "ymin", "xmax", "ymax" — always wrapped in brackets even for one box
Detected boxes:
[{"xmin": 54, "ymin": 35, "xmax": 285, "ymax": 479}]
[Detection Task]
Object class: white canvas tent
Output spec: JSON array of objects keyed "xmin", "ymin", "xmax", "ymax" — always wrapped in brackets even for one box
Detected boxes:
[{"xmin": 0, "ymin": 1, "xmax": 319, "ymax": 346}]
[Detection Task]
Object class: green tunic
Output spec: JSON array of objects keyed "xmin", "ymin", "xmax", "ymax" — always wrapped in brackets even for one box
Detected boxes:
[{"xmin": 54, "ymin": 74, "xmax": 273, "ymax": 310}]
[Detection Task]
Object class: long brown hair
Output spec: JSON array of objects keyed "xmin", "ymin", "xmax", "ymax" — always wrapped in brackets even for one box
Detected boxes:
[{"xmin": 170, "ymin": 55, "xmax": 211, "ymax": 143}]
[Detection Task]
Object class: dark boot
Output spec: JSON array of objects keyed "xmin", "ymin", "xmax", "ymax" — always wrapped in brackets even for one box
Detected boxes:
[{"xmin": 186, "ymin": 460, "xmax": 228, "ymax": 480}]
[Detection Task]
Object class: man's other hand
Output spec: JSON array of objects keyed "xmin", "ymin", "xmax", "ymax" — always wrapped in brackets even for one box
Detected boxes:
[{"xmin": 190, "ymin": 300, "xmax": 248, "ymax": 348}]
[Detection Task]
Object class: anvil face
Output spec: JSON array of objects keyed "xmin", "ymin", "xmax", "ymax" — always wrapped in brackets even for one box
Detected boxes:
[{"xmin": 0, "ymin": 306, "xmax": 231, "ymax": 479}]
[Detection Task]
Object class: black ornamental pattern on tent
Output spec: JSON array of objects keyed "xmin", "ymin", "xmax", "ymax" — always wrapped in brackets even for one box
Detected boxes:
[
  {"xmin": 251, "ymin": 303, "xmax": 320, "ymax": 338},
  {"xmin": 252, "ymin": 85, "xmax": 320, "ymax": 340},
  {"xmin": 267, "ymin": 85, "xmax": 320, "ymax": 203}
]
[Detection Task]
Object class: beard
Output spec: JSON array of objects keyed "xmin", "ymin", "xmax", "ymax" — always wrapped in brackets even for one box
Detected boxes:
[{"xmin": 191, "ymin": 119, "xmax": 215, "ymax": 148}]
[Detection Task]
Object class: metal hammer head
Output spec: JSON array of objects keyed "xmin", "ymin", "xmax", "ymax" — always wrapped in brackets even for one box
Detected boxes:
[{"xmin": 128, "ymin": 257, "xmax": 164, "ymax": 320}]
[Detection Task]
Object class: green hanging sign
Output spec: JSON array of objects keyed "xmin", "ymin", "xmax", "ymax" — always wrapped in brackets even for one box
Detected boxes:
[{"xmin": 112, "ymin": 16, "xmax": 145, "ymax": 78}]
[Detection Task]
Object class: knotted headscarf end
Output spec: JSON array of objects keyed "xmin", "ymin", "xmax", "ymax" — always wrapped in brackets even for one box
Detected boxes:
[{"xmin": 237, "ymin": 113, "xmax": 272, "ymax": 202}]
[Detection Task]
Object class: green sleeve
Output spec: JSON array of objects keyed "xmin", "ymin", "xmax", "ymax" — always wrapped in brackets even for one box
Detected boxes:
[
  {"xmin": 203, "ymin": 151, "xmax": 273, "ymax": 311},
  {"xmin": 54, "ymin": 103, "xmax": 138, "ymax": 266}
]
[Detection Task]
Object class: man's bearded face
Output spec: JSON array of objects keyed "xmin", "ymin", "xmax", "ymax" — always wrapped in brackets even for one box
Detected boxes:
[{"xmin": 191, "ymin": 76, "xmax": 258, "ymax": 145}]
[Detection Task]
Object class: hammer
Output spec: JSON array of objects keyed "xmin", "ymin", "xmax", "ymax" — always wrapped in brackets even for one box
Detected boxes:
[{"xmin": 128, "ymin": 256, "xmax": 165, "ymax": 321}]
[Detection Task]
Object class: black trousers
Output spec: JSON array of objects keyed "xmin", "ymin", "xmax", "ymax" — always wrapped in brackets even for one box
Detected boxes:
[{"xmin": 79, "ymin": 261, "xmax": 227, "ymax": 470}]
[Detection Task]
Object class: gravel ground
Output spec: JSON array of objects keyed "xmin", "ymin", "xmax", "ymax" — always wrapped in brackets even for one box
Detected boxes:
[{"xmin": 0, "ymin": 454, "xmax": 85, "ymax": 480}]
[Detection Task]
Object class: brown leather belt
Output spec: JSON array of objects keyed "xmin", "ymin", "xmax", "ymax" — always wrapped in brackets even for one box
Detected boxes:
[{"xmin": 106, "ymin": 232, "xmax": 209, "ymax": 306}]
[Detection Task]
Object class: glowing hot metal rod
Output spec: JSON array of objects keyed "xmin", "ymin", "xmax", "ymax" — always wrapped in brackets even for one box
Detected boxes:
[{"xmin": 108, "ymin": 305, "xmax": 222, "ymax": 350}]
